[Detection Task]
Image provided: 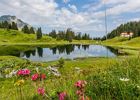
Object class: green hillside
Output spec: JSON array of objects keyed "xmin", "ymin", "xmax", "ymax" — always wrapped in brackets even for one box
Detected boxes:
[
  {"xmin": 102, "ymin": 21, "xmax": 140, "ymax": 40},
  {"xmin": 0, "ymin": 29, "xmax": 67, "ymax": 45},
  {"xmin": 103, "ymin": 36, "xmax": 140, "ymax": 48}
]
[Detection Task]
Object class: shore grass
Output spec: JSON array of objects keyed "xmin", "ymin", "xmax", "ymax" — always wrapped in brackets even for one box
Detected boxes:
[
  {"xmin": 102, "ymin": 37, "xmax": 140, "ymax": 49},
  {"xmin": 0, "ymin": 56, "xmax": 140, "ymax": 99}
]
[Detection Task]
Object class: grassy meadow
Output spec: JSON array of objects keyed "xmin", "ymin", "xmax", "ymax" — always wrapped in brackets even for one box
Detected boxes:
[
  {"xmin": 0, "ymin": 28, "xmax": 140, "ymax": 100},
  {"xmin": 0, "ymin": 29, "xmax": 96, "ymax": 45},
  {"xmin": 0, "ymin": 55, "xmax": 140, "ymax": 100},
  {"xmin": 102, "ymin": 37, "xmax": 140, "ymax": 49}
]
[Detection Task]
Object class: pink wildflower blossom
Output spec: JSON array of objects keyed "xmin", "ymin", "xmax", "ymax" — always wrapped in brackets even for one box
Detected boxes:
[
  {"xmin": 41, "ymin": 74, "xmax": 46, "ymax": 80},
  {"xmin": 31, "ymin": 74, "xmax": 39, "ymax": 81},
  {"xmin": 17, "ymin": 69, "xmax": 30, "ymax": 76},
  {"xmin": 37, "ymin": 87, "xmax": 45, "ymax": 95},
  {"xmin": 74, "ymin": 80, "xmax": 87, "ymax": 88},
  {"xmin": 58, "ymin": 92, "xmax": 67, "ymax": 100},
  {"xmin": 76, "ymin": 90, "xmax": 82, "ymax": 96}
]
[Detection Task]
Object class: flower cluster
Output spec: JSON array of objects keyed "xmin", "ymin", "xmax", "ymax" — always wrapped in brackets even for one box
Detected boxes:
[
  {"xmin": 75, "ymin": 80, "xmax": 87, "ymax": 100},
  {"xmin": 75, "ymin": 80, "xmax": 87, "ymax": 88},
  {"xmin": 31, "ymin": 73, "xmax": 46, "ymax": 81},
  {"xmin": 37, "ymin": 87, "xmax": 45, "ymax": 95},
  {"xmin": 58, "ymin": 92, "xmax": 67, "ymax": 100},
  {"xmin": 17, "ymin": 69, "xmax": 30, "ymax": 76},
  {"xmin": 15, "ymin": 68, "xmax": 48, "ymax": 97}
]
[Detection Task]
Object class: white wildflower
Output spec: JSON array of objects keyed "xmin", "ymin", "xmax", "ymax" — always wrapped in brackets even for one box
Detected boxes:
[
  {"xmin": 47, "ymin": 66, "xmax": 61, "ymax": 77},
  {"xmin": 120, "ymin": 78, "xmax": 130, "ymax": 82},
  {"xmin": 75, "ymin": 67, "xmax": 80, "ymax": 70},
  {"xmin": 5, "ymin": 70, "xmax": 17, "ymax": 78},
  {"xmin": 137, "ymin": 86, "xmax": 140, "ymax": 89},
  {"xmin": 35, "ymin": 67, "xmax": 39, "ymax": 73}
]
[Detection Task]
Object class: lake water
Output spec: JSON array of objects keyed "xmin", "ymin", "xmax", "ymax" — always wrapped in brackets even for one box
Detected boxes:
[
  {"xmin": 0, "ymin": 44, "xmax": 120, "ymax": 62},
  {"xmin": 13, "ymin": 44, "xmax": 120, "ymax": 62}
]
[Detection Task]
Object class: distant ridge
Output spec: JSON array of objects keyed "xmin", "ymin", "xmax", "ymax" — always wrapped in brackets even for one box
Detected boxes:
[
  {"xmin": 102, "ymin": 21, "xmax": 140, "ymax": 40},
  {"xmin": 0, "ymin": 15, "xmax": 30, "ymax": 29}
]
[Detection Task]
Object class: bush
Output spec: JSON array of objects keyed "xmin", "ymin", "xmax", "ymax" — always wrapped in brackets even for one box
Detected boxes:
[{"xmin": 58, "ymin": 57, "xmax": 65, "ymax": 68}]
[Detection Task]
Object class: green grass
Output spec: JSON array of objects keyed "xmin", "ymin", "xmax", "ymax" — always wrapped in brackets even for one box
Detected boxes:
[
  {"xmin": 0, "ymin": 29, "xmax": 96, "ymax": 45},
  {"xmin": 0, "ymin": 55, "xmax": 140, "ymax": 99},
  {"xmin": 103, "ymin": 37, "xmax": 140, "ymax": 49},
  {"xmin": 102, "ymin": 37, "xmax": 140, "ymax": 56},
  {"xmin": 0, "ymin": 29, "xmax": 140, "ymax": 99}
]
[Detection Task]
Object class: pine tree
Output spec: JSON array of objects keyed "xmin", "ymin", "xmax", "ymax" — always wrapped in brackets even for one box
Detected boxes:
[
  {"xmin": 36, "ymin": 27, "xmax": 42, "ymax": 39},
  {"xmin": 77, "ymin": 33, "xmax": 82, "ymax": 40},
  {"xmin": 29, "ymin": 27, "xmax": 35, "ymax": 34},
  {"xmin": 66, "ymin": 28, "xmax": 73, "ymax": 42},
  {"xmin": 11, "ymin": 22, "xmax": 18, "ymax": 30},
  {"xmin": 49, "ymin": 30, "xmax": 57, "ymax": 38},
  {"xmin": 0, "ymin": 23, "xmax": 1, "ymax": 28},
  {"xmin": 57, "ymin": 31, "xmax": 66, "ymax": 40},
  {"xmin": 3, "ymin": 21, "xmax": 9, "ymax": 29},
  {"xmin": 22, "ymin": 25, "xmax": 30, "ymax": 34}
]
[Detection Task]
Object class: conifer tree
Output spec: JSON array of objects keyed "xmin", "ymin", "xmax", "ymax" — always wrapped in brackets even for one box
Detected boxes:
[
  {"xmin": 11, "ymin": 22, "xmax": 18, "ymax": 30},
  {"xmin": 36, "ymin": 27, "xmax": 42, "ymax": 39},
  {"xmin": 29, "ymin": 27, "xmax": 35, "ymax": 34},
  {"xmin": 22, "ymin": 25, "xmax": 30, "ymax": 34}
]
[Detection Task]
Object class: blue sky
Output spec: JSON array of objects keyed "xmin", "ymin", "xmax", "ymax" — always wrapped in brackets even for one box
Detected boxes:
[{"xmin": 0, "ymin": 0, "xmax": 140, "ymax": 37}]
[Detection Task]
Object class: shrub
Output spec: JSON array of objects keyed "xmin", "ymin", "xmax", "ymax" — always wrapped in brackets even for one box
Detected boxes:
[{"xmin": 58, "ymin": 57, "xmax": 65, "ymax": 68}]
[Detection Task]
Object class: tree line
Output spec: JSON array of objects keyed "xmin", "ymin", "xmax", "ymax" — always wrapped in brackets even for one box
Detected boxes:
[
  {"xmin": 0, "ymin": 21, "xmax": 18, "ymax": 30},
  {"xmin": 48, "ymin": 28, "xmax": 92, "ymax": 42},
  {"xmin": 102, "ymin": 21, "xmax": 140, "ymax": 40},
  {"xmin": 0, "ymin": 21, "xmax": 92, "ymax": 41},
  {"xmin": 0, "ymin": 21, "xmax": 42, "ymax": 39},
  {"xmin": 22, "ymin": 25, "xmax": 42, "ymax": 39}
]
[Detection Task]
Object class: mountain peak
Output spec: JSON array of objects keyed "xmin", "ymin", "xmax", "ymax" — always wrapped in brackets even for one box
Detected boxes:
[{"xmin": 0, "ymin": 15, "xmax": 29, "ymax": 29}]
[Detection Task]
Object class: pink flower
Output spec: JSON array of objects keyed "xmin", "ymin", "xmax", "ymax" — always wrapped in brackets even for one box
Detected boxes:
[
  {"xmin": 17, "ymin": 69, "xmax": 30, "ymax": 76},
  {"xmin": 24, "ymin": 69, "xmax": 30, "ymax": 75},
  {"xmin": 17, "ymin": 70, "xmax": 23, "ymax": 75},
  {"xmin": 31, "ymin": 74, "xmax": 39, "ymax": 81},
  {"xmin": 74, "ymin": 80, "xmax": 87, "ymax": 88},
  {"xmin": 41, "ymin": 74, "xmax": 46, "ymax": 80},
  {"xmin": 58, "ymin": 92, "xmax": 67, "ymax": 100},
  {"xmin": 76, "ymin": 90, "xmax": 82, "ymax": 96},
  {"xmin": 37, "ymin": 87, "xmax": 45, "ymax": 95},
  {"xmin": 80, "ymin": 96, "xmax": 85, "ymax": 100}
]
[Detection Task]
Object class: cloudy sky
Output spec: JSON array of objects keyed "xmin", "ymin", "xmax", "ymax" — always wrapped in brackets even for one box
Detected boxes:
[{"xmin": 0, "ymin": 0, "xmax": 140, "ymax": 37}]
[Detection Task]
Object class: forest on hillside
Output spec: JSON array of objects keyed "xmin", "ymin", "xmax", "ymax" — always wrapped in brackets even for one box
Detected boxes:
[{"xmin": 102, "ymin": 21, "xmax": 140, "ymax": 40}]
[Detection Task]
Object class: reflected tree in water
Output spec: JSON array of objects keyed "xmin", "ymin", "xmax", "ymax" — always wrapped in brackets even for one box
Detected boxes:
[
  {"xmin": 76, "ymin": 44, "xmax": 81, "ymax": 49},
  {"xmin": 24, "ymin": 50, "xmax": 36, "ymax": 58},
  {"xmin": 31, "ymin": 50, "xmax": 36, "ymax": 56},
  {"xmin": 105, "ymin": 46, "xmax": 119, "ymax": 55},
  {"xmin": 25, "ymin": 51, "xmax": 31, "ymax": 58},
  {"xmin": 51, "ymin": 45, "xmax": 75, "ymax": 55},
  {"xmin": 37, "ymin": 47, "xmax": 43, "ymax": 57},
  {"xmin": 82, "ymin": 45, "xmax": 89, "ymax": 50}
]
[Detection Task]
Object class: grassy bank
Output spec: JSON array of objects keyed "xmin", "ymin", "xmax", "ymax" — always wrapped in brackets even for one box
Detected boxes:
[
  {"xmin": 0, "ymin": 56, "xmax": 140, "ymax": 99},
  {"xmin": 102, "ymin": 37, "xmax": 140, "ymax": 49}
]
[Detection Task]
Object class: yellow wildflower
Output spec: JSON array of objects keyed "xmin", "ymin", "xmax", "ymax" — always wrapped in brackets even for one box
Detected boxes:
[{"xmin": 14, "ymin": 79, "xmax": 25, "ymax": 86}]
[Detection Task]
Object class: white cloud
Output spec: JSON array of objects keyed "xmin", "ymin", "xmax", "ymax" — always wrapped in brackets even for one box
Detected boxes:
[
  {"xmin": 68, "ymin": 4, "xmax": 77, "ymax": 13},
  {"xmin": 0, "ymin": 0, "xmax": 140, "ymax": 37},
  {"xmin": 86, "ymin": 0, "xmax": 140, "ymax": 18}
]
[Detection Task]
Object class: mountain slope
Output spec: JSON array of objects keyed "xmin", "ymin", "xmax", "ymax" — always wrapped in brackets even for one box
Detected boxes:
[
  {"xmin": 103, "ymin": 37, "xmax": 140, "ymax": 48},
  {"xmin": 102, "ymin": 21, "xmax": 140, "ymax": 40},
  {"xmin": 0, "ymin": 15, "xmax": 29, "ymax": 29},
  {"xmin": 0, "ymin": 29, "xmax": 57, "ymax": 44}
]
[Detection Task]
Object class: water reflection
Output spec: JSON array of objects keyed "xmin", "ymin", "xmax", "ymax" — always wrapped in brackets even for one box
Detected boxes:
[
  {"xmin": 50, "ymin": 45, "xmax": 89, "ymax": 55},
  {"xmin": 0, "ymin": 45, "xmax": 121, "ymax": 62}
]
